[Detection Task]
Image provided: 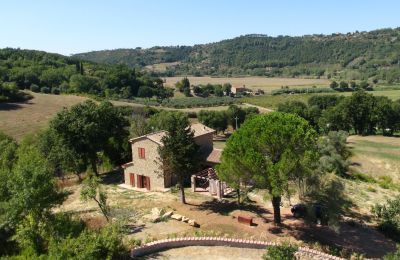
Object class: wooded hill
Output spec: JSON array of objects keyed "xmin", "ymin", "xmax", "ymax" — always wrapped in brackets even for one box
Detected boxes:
[
  {"xmin": 74, "ymin": 28, "xmax": 400, "ymax": 82},
  {"xmin": 0, "ymin": 48, "xmax": 169, "ymax": 102}
]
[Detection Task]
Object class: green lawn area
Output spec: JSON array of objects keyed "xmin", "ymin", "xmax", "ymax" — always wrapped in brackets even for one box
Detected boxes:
[{"xmin": 213, "ymin": 140, "xmax": 226, "ymax": 149}]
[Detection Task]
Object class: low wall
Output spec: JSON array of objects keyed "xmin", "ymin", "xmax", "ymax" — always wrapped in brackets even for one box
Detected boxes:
[{"xmin": 130, "ymin": 237, "xmax": 344, "ymax": 259}]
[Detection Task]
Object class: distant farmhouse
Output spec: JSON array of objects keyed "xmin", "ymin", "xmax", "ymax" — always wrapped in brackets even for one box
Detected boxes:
[
  {"xmin": 231, "ymin": 85, "xmax": 247, "ymax": 95},
  {"xmin": 122, "ymin": 123, "xmax": 222, "ymax": 191}
]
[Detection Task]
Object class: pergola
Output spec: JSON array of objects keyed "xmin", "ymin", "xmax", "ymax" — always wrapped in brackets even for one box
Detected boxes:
[{"xmin": 191, "ymin": 168, "xmax": 228, "ymax": 200}]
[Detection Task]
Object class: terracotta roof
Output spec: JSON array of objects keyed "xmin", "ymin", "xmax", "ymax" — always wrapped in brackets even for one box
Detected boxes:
[
  {"xmin": 205, "ymin": 148, "xmax": 222, "ymax": 164},
  {"xmin": 191, "ymin": 123, "xmax": 216, "ymax": 137},
  {"xmin": 129, "ymin": 131, "xmax": 166, "ymax": 145},
  {"xmin": 129, "ymin": 123, "xmax": 215, "ymax": 145}
]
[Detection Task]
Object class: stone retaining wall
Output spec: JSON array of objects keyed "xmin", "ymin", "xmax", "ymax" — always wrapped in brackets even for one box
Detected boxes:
[{"xmin": 130, "ymin": 237, "xmax": 344, "ymax": 259}]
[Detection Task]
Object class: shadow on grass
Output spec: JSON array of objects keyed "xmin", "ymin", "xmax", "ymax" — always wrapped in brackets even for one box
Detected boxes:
[
  {"xmin": 100, "ymin": 169, "xmax": 124, "ymax": 185},
  {"xmin": 288, "ymin": 221, "xmax": 397, "ymax": 258},
  {"xmin": 196, "ymin": 198, "xmax": 272, "ymax": 222},
  {"xmin": 0, "ymin": 102, "xmax": 24, "ymax": 111}
]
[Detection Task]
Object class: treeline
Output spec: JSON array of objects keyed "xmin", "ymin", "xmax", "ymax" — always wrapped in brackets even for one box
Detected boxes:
[
  {"xmin": 197, "ymin": 105, "xmax": 259, "ymax": 133},
  {"xmin": 0, "ymin": 48, "xmax": 170, "ymax": 102},
  {"xmin": 74, "ymin": 28, "xmax": 400, "ymax": 82},
  {"xmin": 278, "ymin": 91, "xmax": 400, "ymax": 135}
]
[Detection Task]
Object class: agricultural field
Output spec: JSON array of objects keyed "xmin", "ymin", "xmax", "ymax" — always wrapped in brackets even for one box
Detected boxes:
[{"xmin": 164, "ymin": 76, "xmax": 330, "ymax": 93}]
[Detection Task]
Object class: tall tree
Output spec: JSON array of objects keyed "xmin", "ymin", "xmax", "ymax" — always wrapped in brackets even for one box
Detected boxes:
[
  {"xmin": 218, "ymin": 112, "xmax": 318, "ymax": 224},
  {"xmin": 158, "ymin": 113, "xmax": 199, "ymax": 204},
  {"xmin": 50, "ymin": 100, "xmax": 129, "ymax": 176}
]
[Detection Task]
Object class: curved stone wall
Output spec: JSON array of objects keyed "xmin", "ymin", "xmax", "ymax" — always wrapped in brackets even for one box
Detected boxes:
[{"xmin": 130, "ymin": 237, "xmax": 344, "ymax": 259}]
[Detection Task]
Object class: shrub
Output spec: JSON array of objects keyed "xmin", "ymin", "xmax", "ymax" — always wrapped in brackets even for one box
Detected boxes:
[
  {"xmin": 272, "ymin": 87, "xmax": 335, "ymax": 95},
  {"xmin": 263, "ymin": 243, "xmax": 298, "ymax": 260},
  {"xmin": 30, "ymin": 84, "xmax": 40, "ymax": 93},
  {"xmin": 40, "ymin": 86, "xmax": 51, "ymax": 94},
  {"xmin": 351, "ymin": 172, "xmax": 376, "ymax": 183},
  {"xmin": 384, "ymin": 246, "xmax": 400, "ymax": 260},
  {"xmin": 372, "ymin": 195, "xmax": 400, "ymax": 241},
  {"xmin": 48, "ymin": 224, "xmax": 124, "ymax": 259},
  {"xmin": 51, "ymin": 87, "xmax": 60, "ymax": 95}
]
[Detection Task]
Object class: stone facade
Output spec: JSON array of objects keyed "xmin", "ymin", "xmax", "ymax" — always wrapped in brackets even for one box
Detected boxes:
[{"xmin": 123, "ymin": 123, "xmax": 217, "ymax": 192}]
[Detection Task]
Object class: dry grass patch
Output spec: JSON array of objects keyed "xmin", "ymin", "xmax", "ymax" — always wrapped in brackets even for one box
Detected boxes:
[{"xmin": 0, "ymin": 92, "xmax": 87, "ymax": 141}]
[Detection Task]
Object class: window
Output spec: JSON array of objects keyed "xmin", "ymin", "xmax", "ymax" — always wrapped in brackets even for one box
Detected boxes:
[{"xmin": 138, "ymin": 147, "xmax": 145, "ymax": 159}]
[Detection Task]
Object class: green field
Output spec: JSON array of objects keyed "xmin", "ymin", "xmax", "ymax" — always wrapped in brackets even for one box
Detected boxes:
[{"xmin": 244, "ymin": 89, "xmax": 400, "ymax": 109}]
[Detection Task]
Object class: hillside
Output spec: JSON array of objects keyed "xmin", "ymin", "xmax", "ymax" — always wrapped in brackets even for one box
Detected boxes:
[
  {"xmin": 74, "ymin": 28, "xmax": 400, "ymax": 82},
  {"xmin": 0, "ymin": 48, "xmax": 166, "ymax": 101}
]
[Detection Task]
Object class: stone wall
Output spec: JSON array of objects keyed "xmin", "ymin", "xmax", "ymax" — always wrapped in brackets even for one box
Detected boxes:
[{"xmin": 130, "ymin": 237, "xmax": 345, "ymax": 259}]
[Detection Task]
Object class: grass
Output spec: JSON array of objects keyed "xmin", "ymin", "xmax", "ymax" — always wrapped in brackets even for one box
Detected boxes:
[
  {"xmin": 0, "ymin": 91, "xmax": 87, "ymax": 141},
  {"xmin": 213, "ymin": 140, "xmax": 226, "ymax": 149},
  {"xmin": 244, "ymin": 89, "xmax": 400, "ymax": 109},
  {"xmin": 243, "ymin": 93, "xmax": 315, "ymax": 109},
  {"xmin": 164, "ymin": 76, "xmax": 330, "ymax": 92}
]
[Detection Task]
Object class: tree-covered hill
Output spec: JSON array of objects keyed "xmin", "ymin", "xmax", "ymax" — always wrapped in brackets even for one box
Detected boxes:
[
  {"xmin": 0, "ymin": 48, "xmax": 169, "ymax": 102},
  {"xmin": 74, "ymin": 28, "xmax": 400, "ymax": 82}
]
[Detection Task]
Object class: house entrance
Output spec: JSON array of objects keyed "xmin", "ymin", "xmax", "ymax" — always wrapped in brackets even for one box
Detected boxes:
[{"xmin": 137, "ymin": 175, "xmax": 151, "ymax": 190}]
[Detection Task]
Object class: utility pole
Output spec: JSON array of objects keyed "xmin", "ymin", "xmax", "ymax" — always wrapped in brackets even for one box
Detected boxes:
[{"xmin": 234, "ymin": 116, "xmax": 239, "ymax": 130}]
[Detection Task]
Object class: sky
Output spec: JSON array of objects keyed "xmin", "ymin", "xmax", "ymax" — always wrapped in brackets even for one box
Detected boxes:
[{"xmin": 0, "ymin": 0, "xmax": 399, "ymax": 55}]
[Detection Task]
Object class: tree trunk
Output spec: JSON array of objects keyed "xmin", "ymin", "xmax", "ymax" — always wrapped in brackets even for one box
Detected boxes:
[
  {"xmin": 179, "ymin": 180, "xmax": 186, "ymax": 204},
  {"xmin": 272, "ymin": 196, "xmax": 282, "ymax": 225},
  {"xmin": 236, "ymin": 188, "xmax": 241, "ymax": 205},
  {"xmin": 90, "ymin": 157, "xmax": 98, "ymax": 176}
]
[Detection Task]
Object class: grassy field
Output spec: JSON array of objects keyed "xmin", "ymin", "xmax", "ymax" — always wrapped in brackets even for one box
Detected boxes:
[
  {"xmin": 164, "ymin": 76, "xmax": 330, "ymax": 92},
  {"xmin": 244, "ymin": 89, "xmax": 400, "ymax": 109},
  {"xmin": 348, "ymin": 135, "xmax": 400, "ymax": 182},
  {"xmin": 0, "ymin": 92, "xmax": 87, "ymax": 141}
]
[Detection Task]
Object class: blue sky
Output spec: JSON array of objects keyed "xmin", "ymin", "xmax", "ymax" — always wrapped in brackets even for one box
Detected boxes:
[{"xmin": 0, "ymin": 0, "xmax": 399, "ymax": 55}]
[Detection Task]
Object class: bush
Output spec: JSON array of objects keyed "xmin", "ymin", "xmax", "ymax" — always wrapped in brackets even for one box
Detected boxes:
[
  {"xmin": 272, "ymin": 87, "xmax": 335, "ymax": 95},
  {"xmin": 372, "ymin": 195, "xmax": 400, "ymax": 241},
  {"xmin": 30, "ymin": 84, "xmax": 40, "ymax": 93},
  {"xmin": 263, "ymin": 243, "xmax": 298, "ymax": 260},
  {"xmin": 51, "ymin": 87, "xmax": 60, "ymax": 95},
  {"xmin": 48, "ymin": 224, "xmax": 124, "ymax": 259},
  {"xmin": 384, "ymin": 246, "xmax": 400, "ymax": 260},
  {"xmin": 40, "ymin": 86, "xmax": 50, "ymax": 94}
]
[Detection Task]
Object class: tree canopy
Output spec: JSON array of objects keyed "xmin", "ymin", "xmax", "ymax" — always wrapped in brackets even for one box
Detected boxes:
[
  {"xmin": 218, "ymin": 112, "xmax": 318, "ymax": 224},
  {"xmin": 158, "ymin": 112, "xmax": 199, "ymax": 204},
  {"xmin": 49, "ymin": 100, "xmax": 130, "ymax": 176}
]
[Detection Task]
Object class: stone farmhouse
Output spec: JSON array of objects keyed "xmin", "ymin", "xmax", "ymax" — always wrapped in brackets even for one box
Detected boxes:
[{"xmin": 122, "ymin": 123, "xmax": 222, "ymax": 191}]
